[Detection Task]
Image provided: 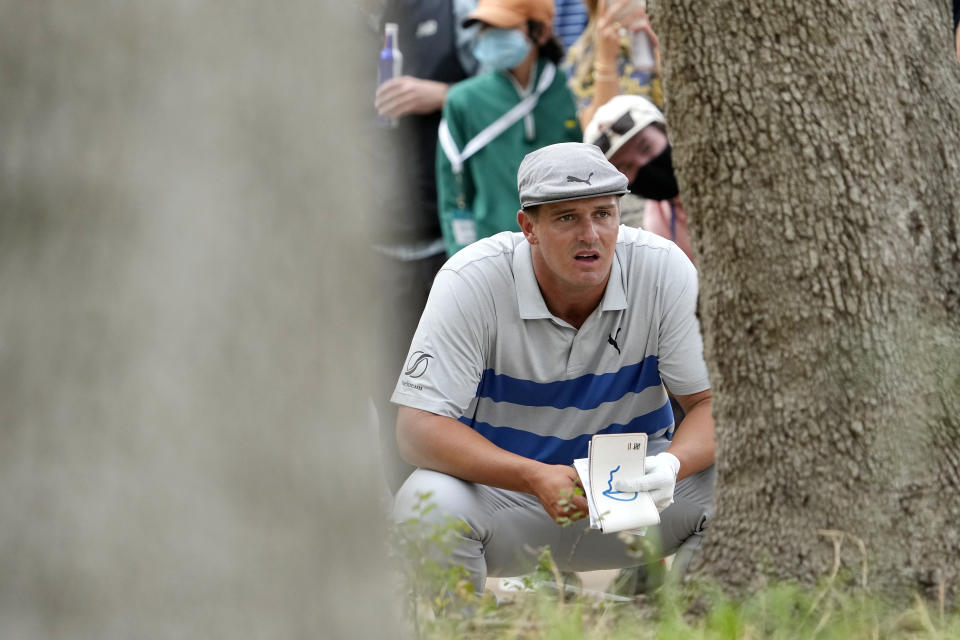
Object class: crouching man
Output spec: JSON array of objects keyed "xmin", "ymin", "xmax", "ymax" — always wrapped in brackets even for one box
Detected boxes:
[{"xmin": 391, "ymin": 142, "xmax": 715, "ymax": 593}]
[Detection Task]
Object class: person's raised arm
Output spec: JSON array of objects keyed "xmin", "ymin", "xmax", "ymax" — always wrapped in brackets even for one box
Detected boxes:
[
  {"xmin": 396, "ymin": 406, "xmax": 589, "ymax": 523},
  {"xmin": 578, "ymin": 0, "xmax": 628, "ymax": 130}
]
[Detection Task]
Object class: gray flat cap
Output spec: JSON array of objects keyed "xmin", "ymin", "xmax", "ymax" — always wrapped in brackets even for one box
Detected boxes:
[{"xmin": 517, "ymin": 142, "xmax": 628, "ymax": 209}]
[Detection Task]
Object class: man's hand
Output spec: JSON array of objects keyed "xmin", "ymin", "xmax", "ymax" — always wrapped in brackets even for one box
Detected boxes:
[
  {"xmin": 526, "ymin": 463, "xmax": 589, "ymax": 524},
  {"xmin": 374, "ymin": 76, "xmax": 448, "ymax": 119},
  {"xmin": 613, "ymin": 452, "xmax": 680, "ymax": 512}
]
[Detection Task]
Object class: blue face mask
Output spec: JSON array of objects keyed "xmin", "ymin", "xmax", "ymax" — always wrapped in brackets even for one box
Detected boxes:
[{"xmin": 473, "ymin": 28, "xmax": 531, "ymax": 71}]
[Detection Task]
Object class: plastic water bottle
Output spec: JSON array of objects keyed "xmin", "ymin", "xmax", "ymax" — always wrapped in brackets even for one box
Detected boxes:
[
  {"xmin": 629, "ymin": 30, "xmax": 656, "ymax": 72},
  {"xmin": 377, "ymin": 22, "xmax": 403, "ymax": 128},
  {"xmin": 627, "ymin": 0, "xmax": 656, "ymax": 72}
]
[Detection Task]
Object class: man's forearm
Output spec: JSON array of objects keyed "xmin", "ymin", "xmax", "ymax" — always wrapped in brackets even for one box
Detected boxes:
[
  {"xmin": 666, "ymin": 391, "xmax": 716, "ymax": 480},
  {"xmin": 396, "ymin": 406, "xmax": 543, "ymax": 494}
]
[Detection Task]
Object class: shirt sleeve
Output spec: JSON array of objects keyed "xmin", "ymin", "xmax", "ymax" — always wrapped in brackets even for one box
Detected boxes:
[
  {"xmin": 656, "ymin": 243, "xmax": 710, "ymax": 396},
  {"xmin": 391, "ymin": 268, "xmax": 489, "ymax": 418}
]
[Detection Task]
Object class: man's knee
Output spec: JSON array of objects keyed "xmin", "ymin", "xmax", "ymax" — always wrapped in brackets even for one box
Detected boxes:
[
  {"xmin": 656, "ymin": 463, "xmax": 715, "ymax": 556},
  {"xmin": 674, "ymin": 463, "xmax": 716, "ymax": 512},
  {"xmin": 392, "ymin": 469, "xmax": 490, "ymax": 592},
  {"xmin": 393, "ymin": 469, "xmax": 478, "ymax": 527},
  {"xmin": 657, "ymin": 498, "xmax": 709, "ymax": 555}
]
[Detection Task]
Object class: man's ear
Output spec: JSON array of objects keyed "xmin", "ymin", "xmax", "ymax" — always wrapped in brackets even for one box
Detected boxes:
[{"xmin": 517, "ymin": 209, "xmax": 537, "ymax": 244}]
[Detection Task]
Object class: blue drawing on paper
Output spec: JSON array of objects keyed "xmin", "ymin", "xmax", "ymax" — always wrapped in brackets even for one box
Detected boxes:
[{"xmin": 602, "ymin": 465, "xmax": 638, "ymax": 502}]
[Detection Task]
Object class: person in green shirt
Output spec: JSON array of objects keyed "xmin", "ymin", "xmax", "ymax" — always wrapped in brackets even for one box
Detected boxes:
[{"xmin": 437, "ymin": 0, "xmax": 583, "ymax": 256}]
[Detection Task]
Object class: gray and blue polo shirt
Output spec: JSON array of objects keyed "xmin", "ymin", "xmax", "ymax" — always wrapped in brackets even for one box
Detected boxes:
[{"xmin": 391, "ymin": 226, "xmax": 710, "ymax": 466}]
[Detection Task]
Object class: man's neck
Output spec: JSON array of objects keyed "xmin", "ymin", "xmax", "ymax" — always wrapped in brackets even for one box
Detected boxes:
[{"xmin": 548, "ymin": 297, "xmax": 602, "ymax": 329}]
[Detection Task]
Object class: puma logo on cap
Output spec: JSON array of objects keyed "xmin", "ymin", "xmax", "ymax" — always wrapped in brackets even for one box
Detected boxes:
[{"xmin": 566, "ymin": 172, "xmax": 593, "ymax": 185}]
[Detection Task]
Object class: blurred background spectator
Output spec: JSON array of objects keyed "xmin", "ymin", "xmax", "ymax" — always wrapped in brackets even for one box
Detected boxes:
[
  {"xmin": 368, "ymin": 0, "xmax": 480, "ymax": 492},
  {"xmin": 584, "ymin": 95, "xmax": 693, "ymax": 262},
  {"xmin": 565, "ymin": 0, "xmax": 663, "ymax": 130},
  {"xmin": 554, "ymin": 0, "xmax": 589, "ymax": 50},
  {"xmin": 436, "ymin": 0, "xmax": 582, "ymax": 256},
  {"xmin": 564, "ymin": 0, "xmax": 663, "ymax": 227}
]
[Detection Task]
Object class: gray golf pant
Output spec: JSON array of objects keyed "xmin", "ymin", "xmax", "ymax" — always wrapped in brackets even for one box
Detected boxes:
[{"xmin": 393, "ymin": 443, "xmax": 715, "ymax": 593}]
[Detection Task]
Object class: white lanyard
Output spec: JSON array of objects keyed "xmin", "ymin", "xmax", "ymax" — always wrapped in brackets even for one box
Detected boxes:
[{"xmin": 438, "ymin": 62, "xmax": 556, "ymax": 175}]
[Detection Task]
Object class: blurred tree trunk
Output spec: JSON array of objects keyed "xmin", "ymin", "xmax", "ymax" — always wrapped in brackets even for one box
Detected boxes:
[
  {"xmin": 0, "ymin": 2, "xmax": 396, "ymax": 637},
  {"xmin": 657, "ymin": 0, "xmax": 960, "ymax": 597}
]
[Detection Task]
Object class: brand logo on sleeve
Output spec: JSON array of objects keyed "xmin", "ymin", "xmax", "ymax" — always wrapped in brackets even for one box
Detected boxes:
[{"xmin": 403, "ymin": 351, "xmax": 433, "ymax": 378}]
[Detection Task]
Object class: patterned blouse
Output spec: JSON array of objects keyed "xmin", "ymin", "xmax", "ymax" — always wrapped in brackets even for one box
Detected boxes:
[{"xmin": 563, "ymin": 31, "xmax": 664, "ymax": 113}]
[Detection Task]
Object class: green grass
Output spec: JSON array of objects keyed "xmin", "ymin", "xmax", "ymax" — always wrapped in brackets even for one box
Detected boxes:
[
  {"xmin": 404, "ymin": 578, "xmax": 960, "ymax": 639},
  {"xmin": 392, "ymin": 495, "xmax": 960, "ymax": 639}
]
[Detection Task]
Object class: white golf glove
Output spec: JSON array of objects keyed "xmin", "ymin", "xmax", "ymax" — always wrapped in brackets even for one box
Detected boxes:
[{"xmin": 613, "ymin": 452, "xmax": 680, "ymax": 512}]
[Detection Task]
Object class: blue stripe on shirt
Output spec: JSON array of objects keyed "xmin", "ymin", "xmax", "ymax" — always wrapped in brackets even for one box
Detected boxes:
[
  {"xmin": 475, "ymin": 355, "xmax": 662, "ymax": 410},
  {"xmin": 459, "ymin": 400, "xmax": 675, "ymax": 465}
]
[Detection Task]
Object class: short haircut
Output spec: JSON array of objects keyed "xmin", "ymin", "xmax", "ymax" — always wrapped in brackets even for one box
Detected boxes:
[{"xmin": 521, "ymin": 204, "xmax": 540, "ymax": 218}]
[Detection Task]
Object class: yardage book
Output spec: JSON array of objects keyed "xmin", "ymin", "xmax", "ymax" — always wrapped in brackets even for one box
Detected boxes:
[{"xmin": 573, "ymin": 433, "xmax": 660, "ymax": 534}]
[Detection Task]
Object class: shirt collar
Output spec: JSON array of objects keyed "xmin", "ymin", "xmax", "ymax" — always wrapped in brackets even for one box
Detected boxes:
[
  {"xmin": 502, "ymin": 58, "xmax": 544, "ymax": 96},
  {"xmin": 507, "ymin": 69, "xmax": 535, "ymax": 97},
  {"xmin": 601, "ymin": 249, "xmax": 628, "ymax": 311},
  {"xmin": 513, "ymin": 238, "xmax": 627, "ymax": 320}
]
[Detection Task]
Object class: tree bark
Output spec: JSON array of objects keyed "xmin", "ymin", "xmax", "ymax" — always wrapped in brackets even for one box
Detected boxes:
[{"xmin": 657, "ymin": 0, "xmax": 960, "ymax": 598}]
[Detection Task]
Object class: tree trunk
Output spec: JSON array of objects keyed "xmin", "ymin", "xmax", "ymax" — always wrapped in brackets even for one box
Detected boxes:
[
  {"xmin": 657, "ymin": 0, "xmax": 960, "ymax": 598},
  {"xmin": 0, "ymin": 2, "xmax": 397, "ymax": 637}
]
